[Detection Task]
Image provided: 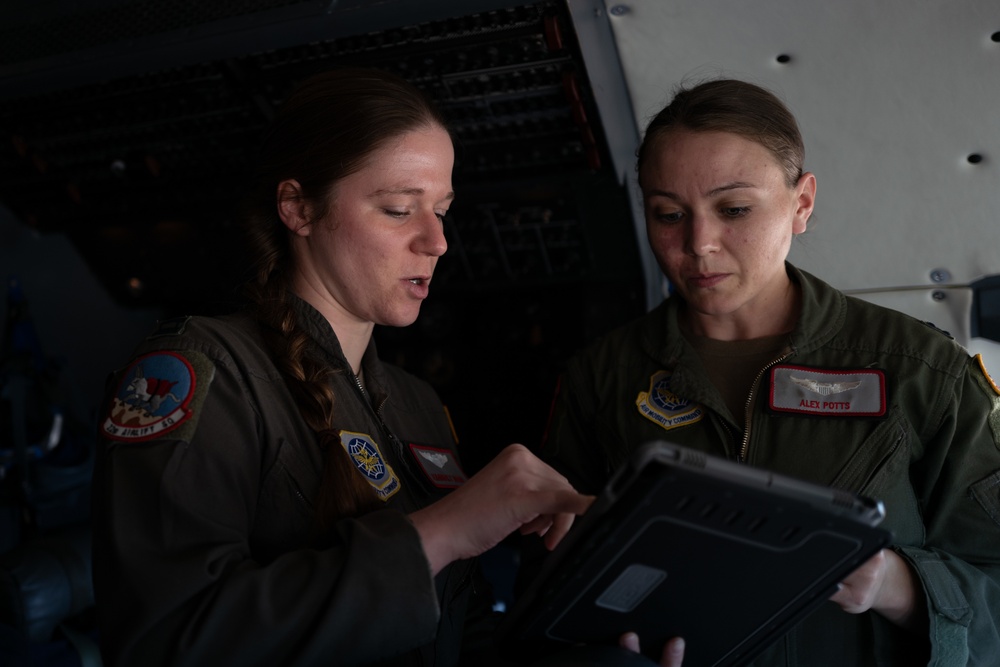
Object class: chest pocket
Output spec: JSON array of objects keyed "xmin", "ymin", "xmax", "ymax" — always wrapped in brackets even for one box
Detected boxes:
[{"xmin": 830, "ymin": 407, "xmax": 924, "ymax": 545}]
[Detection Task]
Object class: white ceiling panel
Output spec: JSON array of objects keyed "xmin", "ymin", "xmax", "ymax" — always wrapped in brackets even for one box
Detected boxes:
[{"xmin": 600, "ymin": 0, "xmax": 1000, "ymax": 291}]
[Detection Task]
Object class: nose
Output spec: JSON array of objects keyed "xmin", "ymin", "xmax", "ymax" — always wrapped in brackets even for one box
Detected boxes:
[
  {"xmin": 414, "ymin": 210, "xmax": 448, "ymax": 258},
  {"xmin": 685, "ymin": 213, "xmax": 721, "ymax": 257}
]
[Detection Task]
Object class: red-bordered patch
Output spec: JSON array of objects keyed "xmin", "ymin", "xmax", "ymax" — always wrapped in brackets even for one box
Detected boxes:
[
  {"xmin": 769, "ymin": 365, "xmax": 887, "ymax": 417},
  {"xmin": 102, "ymin": 351, "xmax": 197, "ymax": 442},
  {"xmin": 408, "ymin": 443, "xmax": 468, "ymax": 489}
]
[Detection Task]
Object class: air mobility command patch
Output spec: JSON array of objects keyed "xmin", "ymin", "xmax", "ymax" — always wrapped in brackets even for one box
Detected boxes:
[
  {"xmin": 102, "ymin": 350, "xmax": 214, "ymax": 442},
  {"xmin": 408, "ymin": 443, "xmax": 468, "ymax": 489},
  {"xmin": 769, "ymin": 365, "xmax": 886, "ymax": 417},
  {"xmin": 636, "ymin": 370, "xmax": 704, "ymax": 431},
  {"xmin": 339, "ymin": 430, "xmax": 401, "ymax": 500}
]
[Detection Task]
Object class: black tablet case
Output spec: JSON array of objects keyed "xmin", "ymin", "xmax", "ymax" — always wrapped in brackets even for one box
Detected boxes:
[{"xmin": 497, "ymin": 440, "xmax": 893, "ymax": 666}]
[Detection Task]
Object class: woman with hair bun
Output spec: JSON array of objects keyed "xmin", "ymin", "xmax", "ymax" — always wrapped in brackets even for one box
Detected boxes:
[{"xmin": 542, "ymin": 78, "xmax": 1000, "ymax": 665}]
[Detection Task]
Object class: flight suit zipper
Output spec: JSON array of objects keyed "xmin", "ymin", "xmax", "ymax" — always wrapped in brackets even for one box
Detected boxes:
[
  {"xmin": 350, "ymin": 370, "xmax": 434, "ymax": 494},
  {"xmin": 738, "ymin": 350, "xmax": 793, "ymax": 462}
]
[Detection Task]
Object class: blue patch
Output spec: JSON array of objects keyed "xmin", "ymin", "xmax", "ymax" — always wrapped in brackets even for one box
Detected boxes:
[
  {"xmin": 339, "ymin": 431, "xmax": 401, "ymax": 500},
  {"xmin": 102, "ymin": 351, "xmax": 197, "ymax": 442},
  {"xmin": 635, "ymin": 370, "xmax": 704, "ymax": 431}
]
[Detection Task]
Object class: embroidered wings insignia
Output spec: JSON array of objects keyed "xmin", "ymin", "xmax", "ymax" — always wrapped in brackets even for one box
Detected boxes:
[
  {"xmin": 418, "ymin": 450, "xmax": 450, "ymax": 468},
  {"xmin": 790, "ymin": 376, "xmax": 863, "ymax": 396}
]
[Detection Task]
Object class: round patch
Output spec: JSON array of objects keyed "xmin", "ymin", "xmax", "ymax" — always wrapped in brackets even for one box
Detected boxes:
[{"xmin": 102, "ymin": 351, "xmax": 196, "ymax": 442}]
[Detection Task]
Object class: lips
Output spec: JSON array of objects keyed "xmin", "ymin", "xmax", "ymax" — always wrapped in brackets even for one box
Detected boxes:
[
  {"xmin": 687, "ymin": 272, "xmax": 728, "ymax": 289},
  {"xmin": 403, "ymin": 276, "xmax": 431, "ymax": 298}
]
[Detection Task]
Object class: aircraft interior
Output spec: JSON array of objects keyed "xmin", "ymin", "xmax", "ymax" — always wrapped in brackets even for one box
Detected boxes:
[{"xmin": 1, "ymin": 1, "xmax": 998, "ymax": 664}]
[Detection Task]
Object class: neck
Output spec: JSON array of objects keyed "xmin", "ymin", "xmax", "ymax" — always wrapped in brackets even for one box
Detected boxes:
[
  {"xmin": 683, "ymin": 279, "xmax": 800, "ymax": 341},
  {"xmin": 290, "ymin": 279, "xmax": 373, "ymax": 374},
  {"xmin": 335, "ymin": 322, "xmax": 372, "ymax": 375}
]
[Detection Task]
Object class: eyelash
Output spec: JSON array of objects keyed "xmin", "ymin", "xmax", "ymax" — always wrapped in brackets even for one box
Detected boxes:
[
  {"xmin": 383, "ymin": 208, "xmax": 449, "ymax": 222},
  {"xmin": 653, "ymin": 206, "xmax": 752, "ymax": 223},
  {"xmin": 655, "ymin": 211, "xmax": 683, "ymax": 224},
  {"xmin": 722, "ymin": 206, "xmax": 751, "ymax": 218}
]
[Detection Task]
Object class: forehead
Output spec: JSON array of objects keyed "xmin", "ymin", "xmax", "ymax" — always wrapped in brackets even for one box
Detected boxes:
[
  {"xmin": 328, "ymin": 124, "xmax": 455, "ymax": 203},
  {"xmin": 641, "ymin": 130, "xmax": 784, "ymax": 187},
  {"xmin": 363, "ymin": 124, "xmax": 453, "ymax": 173}
]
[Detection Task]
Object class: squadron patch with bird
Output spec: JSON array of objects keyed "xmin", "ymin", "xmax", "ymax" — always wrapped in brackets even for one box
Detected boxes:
[{"xmin": 102, "ymin": 350, "xmax": 214, "ymax": 442}]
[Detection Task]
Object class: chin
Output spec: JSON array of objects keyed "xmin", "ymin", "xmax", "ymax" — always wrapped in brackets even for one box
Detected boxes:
[
  {"xmin": 686, "ymin": 296, "xmax": 738, "ymax": 316},
  {"xmin": 381, "ymin": 310, "xmax": 422, "ymax": 328}
]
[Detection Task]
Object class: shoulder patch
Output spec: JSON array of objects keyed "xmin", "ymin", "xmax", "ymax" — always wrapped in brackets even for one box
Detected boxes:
[
  {"xmin": 338, "ymin": 430, "xmax": 401, "ymax": 500},
  {"xmin": 974, "ymin": 354, "xmax": 1000, "ymax": 397},
  {"xmin": 102, "ymin": 350, "xmax": 214, "ymax": 442},
  {"xmin": 970, "ymin": 355, "xmax": 1000, "ymax": 450},
  {"xmin": 635, "ymin": 370, "xmax": 704, "ymax": 431}
]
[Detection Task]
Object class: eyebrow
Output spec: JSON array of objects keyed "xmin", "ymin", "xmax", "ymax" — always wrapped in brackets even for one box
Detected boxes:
[
  {"xmin": 646, "ymin": 181, "xmax": 757, "ymax": 199},
  {"xmin": 370, "ymin": 187, "xmax": 455, "ymax": 202}
]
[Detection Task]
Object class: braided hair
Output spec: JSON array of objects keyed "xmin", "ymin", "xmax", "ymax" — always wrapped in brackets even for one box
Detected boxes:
[{"xmin": 241, "ymin": 67, "xmax": 448, "ymax": 532}]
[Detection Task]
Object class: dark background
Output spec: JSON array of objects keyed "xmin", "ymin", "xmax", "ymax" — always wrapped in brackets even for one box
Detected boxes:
[
  {"xmin": 0, "ymin": 3, "xmax": 654, "ymax": 658},
  {"xmin": 0, "ymin": 0, "xmax": 651, "ymax": 474}
]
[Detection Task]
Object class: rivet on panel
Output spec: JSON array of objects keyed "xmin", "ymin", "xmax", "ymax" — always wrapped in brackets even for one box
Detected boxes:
[
  {"xmin": 609, "ymin": 5, "xmax": 631, "ymax": 16},
  {"xmin": 930, "ymin": 268, "xmax": 951, "ymax": 284}
]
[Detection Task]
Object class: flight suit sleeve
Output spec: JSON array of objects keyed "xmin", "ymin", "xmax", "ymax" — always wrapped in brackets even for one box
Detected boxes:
[
  {"xmin": 541, "ymin": 363, "xmax": 618, "ymax": 496},
  {"xmin": 895, "ymin": 355, "xmax": 1000, "ymax": 666},
  {"xmin": 92, "ymin": 346, "xmax": 440, "ymax": 666}
]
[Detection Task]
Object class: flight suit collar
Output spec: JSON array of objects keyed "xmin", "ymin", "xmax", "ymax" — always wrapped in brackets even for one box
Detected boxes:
[{"xmin": 286, "ymin": 293, "xmax": 389, "ymax": 406}]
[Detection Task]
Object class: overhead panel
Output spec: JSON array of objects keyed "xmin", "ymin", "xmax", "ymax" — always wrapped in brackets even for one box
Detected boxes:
[{"xmin": 0, "ymin": 0, "xmax": 644, "ymax": 315}]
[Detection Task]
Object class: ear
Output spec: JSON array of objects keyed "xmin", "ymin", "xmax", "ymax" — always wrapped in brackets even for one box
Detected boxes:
[
  {"xmin": 276, "ymin": 179, "xmax": 312, "ymax": 236},
  {"xmin": 792, "ymin": 172, "xmax": 816, "ymax": 234}
]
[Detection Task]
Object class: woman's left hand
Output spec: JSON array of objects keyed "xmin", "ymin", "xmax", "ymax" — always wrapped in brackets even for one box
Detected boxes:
[{"xmin": 828, "ymin": 548, "xmax": 927, "ymax": 633}]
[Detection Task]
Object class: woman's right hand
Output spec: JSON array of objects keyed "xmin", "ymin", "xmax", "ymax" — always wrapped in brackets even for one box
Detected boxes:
[{"xmin": 409, "ymin": 443, "xmax": 594, "ymax": 575}]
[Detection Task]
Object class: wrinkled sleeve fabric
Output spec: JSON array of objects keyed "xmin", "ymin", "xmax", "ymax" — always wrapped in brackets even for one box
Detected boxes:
[
  {"xmin": 92, "ymin": 345, "xmax": 439, "ymax": 667},
  {"xmin": 541, "ymin": 365, "xmax": 619, "ymax": 496},
  {"xmin": 899, "ymin": 356, "xmax": 1000, "ymax": 666}
]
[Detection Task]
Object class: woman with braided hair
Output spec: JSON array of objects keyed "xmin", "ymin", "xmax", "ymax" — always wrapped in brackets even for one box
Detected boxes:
[{"xmin": 90, "ymin": 67, "xmax": 666, "ymax": 667}]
